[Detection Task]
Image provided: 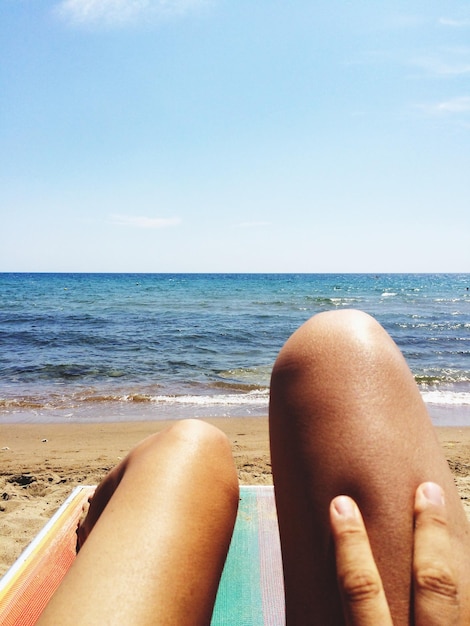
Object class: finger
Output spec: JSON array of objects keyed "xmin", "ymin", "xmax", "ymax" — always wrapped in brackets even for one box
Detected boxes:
[
  {"xmin": 413, "ymin": 482, "xmax": 459, "ymax": 626},
  {"xmin": 330, "ymin": 496, "xmax": 393, "ymax": 626}
]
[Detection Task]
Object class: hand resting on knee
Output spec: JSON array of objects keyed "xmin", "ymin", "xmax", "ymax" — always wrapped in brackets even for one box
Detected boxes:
[{"xmin": 330, "ymin": 482, "xmax": 460, "ymax": 626}]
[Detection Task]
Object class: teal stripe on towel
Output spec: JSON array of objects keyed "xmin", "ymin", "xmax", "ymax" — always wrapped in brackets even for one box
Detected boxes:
[{"xmin": 211, "ymin": 488, "xmax": 264, "ymax": 625}]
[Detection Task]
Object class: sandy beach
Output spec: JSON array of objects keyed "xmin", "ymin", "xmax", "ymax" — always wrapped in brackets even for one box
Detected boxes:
[{"xmin": 1, "ymin": 417, "xmax": 470, "ymax": 578}]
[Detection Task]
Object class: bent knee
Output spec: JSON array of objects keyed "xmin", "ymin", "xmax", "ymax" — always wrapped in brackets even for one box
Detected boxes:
[
  {"xmin": 166, "ymin": 420, "xmax": 239, "ymax": 498},
  {"xmin": 273, "ymin": 310, "xmax": 383, "ymax": 377},
  {"xmin": 285, "ymin": 309, "xmax": 382, "ymax": 356},
  {"xmin": 168, "ymin": 418, "xmax": 232, "ymax": 454},
  {"xmin": 126, "ymin": 420, "xmax": 238, "ymax": 494},
  {"xmin": 269, "ymin": 309, "xmax": 406, "ymax": 425},
  {"xmin": 133, "ymin": 419, "xmax": 232, "ymax": 460}
]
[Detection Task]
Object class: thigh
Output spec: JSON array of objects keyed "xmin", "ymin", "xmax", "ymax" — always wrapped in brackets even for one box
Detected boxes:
[
  {"xmin": 38, "ymin": 419, "xmax": 239, "ymax": 626},
  {"xmin": 270, "ymin": 310, "xmax": 470, "ymax": 625}
]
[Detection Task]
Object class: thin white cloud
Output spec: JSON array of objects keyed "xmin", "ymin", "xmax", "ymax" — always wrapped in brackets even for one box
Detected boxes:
[
  {"xmin": 434, "ymin": 96, "xmax": 470, "ymax": 113},
  {"xmin": 55, "ymin": 0, "xmax": 211, "ymax": 27},
  {"xmin": 439, "ymin": 18, "xmax": 470, "ymax": 28},
  {"xmin": 411, "ymin": 56, "xmax": 470, "ymax": 76},
  {"xmin": 347, "ymin": 48, "xmax": 470, "ymax": 80},
  {"xmin": 110, "ymin": 214, "xmax": 182, "ymax": 228},
  {"xmin": 417, "ymin": 96, "xmax": 470, "ymax": 116}
]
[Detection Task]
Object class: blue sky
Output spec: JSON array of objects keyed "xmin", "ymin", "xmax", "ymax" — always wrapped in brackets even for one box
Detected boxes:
[{"xmin": 1, "ymin": 0, "xmax": 469, "ymax": 272}]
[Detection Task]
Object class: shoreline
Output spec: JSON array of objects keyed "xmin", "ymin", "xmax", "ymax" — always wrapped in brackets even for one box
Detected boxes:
[
  {"xmin": 1, "ymin": 417, "xmax": 470, "ymax": 578},
  {"xmin": 1, "ymin": 397, "xmax": 470, "ymax": 426}
]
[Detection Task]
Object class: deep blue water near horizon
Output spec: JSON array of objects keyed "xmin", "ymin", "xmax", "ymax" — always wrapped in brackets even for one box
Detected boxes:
[{"xmin": 1, "ymin": 273, "xmax": 469, "ymax": 425}]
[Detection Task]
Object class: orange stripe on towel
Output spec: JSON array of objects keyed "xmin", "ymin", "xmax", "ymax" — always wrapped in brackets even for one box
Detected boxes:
[{"xmin": 0, "ymin": 485, "xmax": 96, "ymax": 626}]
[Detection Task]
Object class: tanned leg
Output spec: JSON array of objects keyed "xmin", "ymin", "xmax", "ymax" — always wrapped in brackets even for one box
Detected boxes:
[
  {"xmin": 37, "ymin": 419, "xmax": 239, "ymax": 626},
  {"xmin": 269, "ymin": 310, "xmax": 470, "ymax": 625}
]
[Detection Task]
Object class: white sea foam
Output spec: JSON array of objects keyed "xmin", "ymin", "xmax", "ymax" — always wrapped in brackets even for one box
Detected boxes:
[
  {"xmin": 422, "ymin": 389, "xmax": 470, "ymax": 406},
  {"xmin": 117, "ymin": 389, "xmax": 269, "ymax": 407},
  {"xmin": 150, "ymin": 390, "xmax": 269, "ymax": 407}
]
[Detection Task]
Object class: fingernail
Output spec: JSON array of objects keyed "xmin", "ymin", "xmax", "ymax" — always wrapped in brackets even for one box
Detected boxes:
[
  {"xmin": 420, "ymin": 482, "xmax": 445, "ymax": 506},
  {"xmin": 333, "ymin": 495, "xmax": 358, "ymax": 519}
]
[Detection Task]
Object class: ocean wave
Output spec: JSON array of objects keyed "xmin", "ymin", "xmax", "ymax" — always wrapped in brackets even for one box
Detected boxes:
[
  {"xmin": 5, "ymin": 384, "xmax": 470, "ymax": 413},
  {"xmin": 303, "ymin": 296, "xmax": 363, "ymax": 307},
  {"xmin": 216, "ymin": 366, "xmax": 272, "ymax": 387},
  {"xmin": 0, "ymin": 398, "xmax": 44, "ymax": 410},
  {"xmin": 3, "ymin": 363, "xmax": 127, "ymax": 381},
  {"xmin": 212, "ymin": 381, "xmax": 269, "ymax": 392},
  {"xmin": 128, "ymin": 390, "xmax": 269, "ymax": 407},
  {"xmin": 416, "ymin": 372, "xmax": 470, "ymax": 385},
  {"xmin": 421, "ymin": 390, "xmax": 470, "ymax": 406},
  {"xmin": 0, "ymin": 387, "xmax": 270, "ymax": 413}
]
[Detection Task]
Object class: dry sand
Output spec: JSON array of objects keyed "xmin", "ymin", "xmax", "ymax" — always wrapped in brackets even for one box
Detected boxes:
[{"xmin": 1, "ymin": 418, "xmax": 470, "ymax": 578}]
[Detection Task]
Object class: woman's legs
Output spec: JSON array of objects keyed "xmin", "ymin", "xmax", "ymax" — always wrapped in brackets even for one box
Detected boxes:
[
  {"xmin": 37, "ymin": 419, "xmax": 239, "ymax": 626},
  {"xmin": 269, "ymin": 310, "xmax": 470, "ymax": 625}
]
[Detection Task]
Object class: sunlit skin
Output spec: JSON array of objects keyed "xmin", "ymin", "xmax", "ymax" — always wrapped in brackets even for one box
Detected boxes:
[{"xmin": 37, "ymin": 311, "xmax": 470, "ymax": 625}]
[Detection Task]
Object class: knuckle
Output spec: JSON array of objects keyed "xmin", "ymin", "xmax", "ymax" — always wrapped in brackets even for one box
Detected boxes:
[
  {"xmin": 416, "ymin": 511, "xmax": 448, "ymax": 531},
  {"xmin": 339, "ymin": 568, "xmax": 383, "ymax": 603},
  {"xmin": 415, "ymin": 564, "xmax": 459, "ymax": 602},
  {"xmin": 337, "ymin": 524, "xmax": 367, "ymax": 544}
]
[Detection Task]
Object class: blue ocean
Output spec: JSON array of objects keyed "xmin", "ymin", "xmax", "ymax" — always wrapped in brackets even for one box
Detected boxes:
[{"xmin": 1, "ymin": 273, "xmax": 469, "ymax": 425}]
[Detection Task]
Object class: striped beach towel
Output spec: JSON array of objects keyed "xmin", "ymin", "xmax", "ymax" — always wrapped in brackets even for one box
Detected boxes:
[
  {"xmin": 212, "ymin": 485, "xmax": 284, "ymax": 625},
  {"xmin": 0, "ymin": 485, "xmax": 284, "ymax": 625}
]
